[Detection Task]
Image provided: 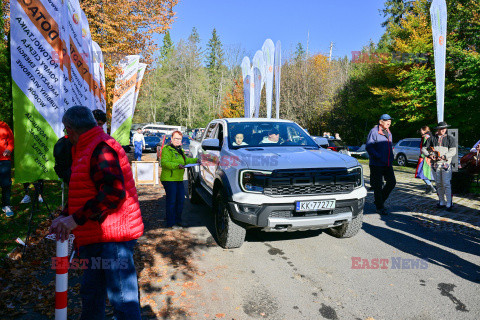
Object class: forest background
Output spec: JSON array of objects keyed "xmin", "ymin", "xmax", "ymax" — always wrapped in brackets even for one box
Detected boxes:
[{"xmin": 1, "ymin": 0, "xmax": 479, "ymax": 146}]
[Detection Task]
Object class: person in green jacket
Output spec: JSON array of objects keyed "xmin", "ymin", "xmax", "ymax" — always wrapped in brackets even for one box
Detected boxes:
[{"xmin": 161, "ymin": 131, "xmax": 200, "ymax": 228}]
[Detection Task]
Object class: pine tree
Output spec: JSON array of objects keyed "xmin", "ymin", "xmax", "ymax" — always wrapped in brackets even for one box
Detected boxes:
[
  {"xmin": 381, "ymin": 0, "xmax": 414, "ymax": 27},
  {"xmin": 294, "ymin": 43, "xmax": 305, "ymax": 62},
  {"xmin": 205, "ymin": 28, "xmax": 225, "ymax": 115},
  {"xmin": 159, "ymin": 31, "xmax": 173, "ymax": 64},
  {"xmin": 206, "ymin": 28, "xmax": 224, "ymax": 79},
  {"xmin": 188, "ymin": 27, "xmax": 200, "ymax": 46}
]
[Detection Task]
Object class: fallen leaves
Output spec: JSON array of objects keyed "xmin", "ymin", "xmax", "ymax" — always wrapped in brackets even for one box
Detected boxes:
[
  {"xmin": 0, "ymin": 219, "xmax": 83, "ymax": 319},
  {"xmin": 0, "ymin": 180, "xmax": 208, "ymax": 319}
]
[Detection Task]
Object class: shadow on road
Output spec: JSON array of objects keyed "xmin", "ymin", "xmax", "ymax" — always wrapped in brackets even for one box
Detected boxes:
[{"xmin": 362, "ymin": 220, "xmax": 480, "ymax": 283}]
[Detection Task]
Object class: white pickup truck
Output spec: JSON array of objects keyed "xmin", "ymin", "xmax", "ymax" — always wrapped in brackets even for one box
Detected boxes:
[{"xmin": 188, "ymin": 118, "xmax": 367, "ymax": 248}]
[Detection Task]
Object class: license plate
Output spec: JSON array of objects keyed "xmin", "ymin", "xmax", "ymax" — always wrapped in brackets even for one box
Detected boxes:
[{"xmin": 296, "ymin": 200, "xmax": 336, "ymax": 212}]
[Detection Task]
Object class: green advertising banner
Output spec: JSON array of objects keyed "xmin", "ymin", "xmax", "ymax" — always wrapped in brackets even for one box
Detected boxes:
[{"xmin": 10, "ymin": 0, "xmax": 64, "ymax": 183}]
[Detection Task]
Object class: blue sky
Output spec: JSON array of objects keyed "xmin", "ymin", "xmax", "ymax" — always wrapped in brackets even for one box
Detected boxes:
[{"xmin": 163, "ymin": 0, "xmax": 387, "ymax": 62}]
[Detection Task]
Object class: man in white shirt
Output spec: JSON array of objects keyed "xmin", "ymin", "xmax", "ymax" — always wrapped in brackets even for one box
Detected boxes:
[{"xmin": 132, "ymin": 128, "xmax": 145, "ymax": 161}]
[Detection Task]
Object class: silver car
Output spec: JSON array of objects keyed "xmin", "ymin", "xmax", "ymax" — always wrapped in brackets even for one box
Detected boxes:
[{"xmin": 393, "ymin": 138, "xmax": 421, "ymax": 166}]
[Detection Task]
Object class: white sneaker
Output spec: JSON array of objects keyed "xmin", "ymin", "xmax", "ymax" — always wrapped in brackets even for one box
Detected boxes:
[
  {"xmin": 3, "ymin": 206, "xmax": 14, "ymax": 218},
  {"xmin": 38, "ymin": 195, "xmax": 43, "ymax": 203},
  {"xmin": 20, "ymin": 195, "xmax": 31, "ymax": 204}
]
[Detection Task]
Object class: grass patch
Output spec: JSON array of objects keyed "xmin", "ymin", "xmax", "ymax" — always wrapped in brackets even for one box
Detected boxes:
[
  {"xmin": 469, "ymin": 182, "xmax": 480, "ymax": 195},
  {"xmin": 357, "ymin": 158, "xmax": 417, "ymax": 173},
  {"xmin": 0, "ymin": 180, "xmax": 63, "ymax": 257}
]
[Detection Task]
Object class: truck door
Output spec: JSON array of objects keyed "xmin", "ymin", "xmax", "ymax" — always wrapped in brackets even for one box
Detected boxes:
[{"xmin": 200, "ymin": 123, "xmax": 218, "ymax": 190}]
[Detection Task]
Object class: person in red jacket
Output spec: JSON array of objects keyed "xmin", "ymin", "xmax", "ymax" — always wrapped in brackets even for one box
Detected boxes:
[
  {"xmin": 0, "ymin": 121, "xmax": 14, "ymax": 217},
  {"xmin": 49, "ymin": 106, "xmax": 143, "ymax": 319}
]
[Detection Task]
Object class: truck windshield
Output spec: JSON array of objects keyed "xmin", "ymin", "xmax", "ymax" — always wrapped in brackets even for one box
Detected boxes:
[{"xmin": 227, "ymin": 122, "xmax": 319, "ymax": 149}]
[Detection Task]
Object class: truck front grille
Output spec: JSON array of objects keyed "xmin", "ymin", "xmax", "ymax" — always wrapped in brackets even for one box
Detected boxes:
[
  {"xmin": 254, "ymin": 168, "xmax": 359, "ymax": 196},
  {"xmin": 264, "ymin": 183, "xmax": 355, "ymax": 196}
]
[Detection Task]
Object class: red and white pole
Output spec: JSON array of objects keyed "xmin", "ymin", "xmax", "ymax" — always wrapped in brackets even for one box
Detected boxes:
[{"xmin": 55, "ymin": 239, "xmax": 68, "ymax": 319}]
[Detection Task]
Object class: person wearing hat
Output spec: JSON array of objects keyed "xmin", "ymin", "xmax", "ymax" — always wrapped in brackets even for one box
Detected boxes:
[
  {"xmin": 366, "ymin": 114, "xmax": 396, "ymax": 215},
  {"xmin": 421, "ymin": 121, "xmax": 457, "ymax": 210}
]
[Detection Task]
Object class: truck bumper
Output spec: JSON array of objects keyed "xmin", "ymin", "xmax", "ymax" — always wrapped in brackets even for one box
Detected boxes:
[{"xmin": 228, "ymin": 198, "xmax": 365, "ymax": 231}]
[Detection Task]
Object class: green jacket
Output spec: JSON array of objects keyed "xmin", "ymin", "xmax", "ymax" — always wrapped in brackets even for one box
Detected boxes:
[{"xmin": 160, "ymin": 145, "xmax": 198, "ymax": 181}]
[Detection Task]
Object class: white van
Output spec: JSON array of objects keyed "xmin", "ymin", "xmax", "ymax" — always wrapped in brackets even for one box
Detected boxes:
[{"xmin": 141, "ymin": 124, "xmax": 183, "ymax": 135}]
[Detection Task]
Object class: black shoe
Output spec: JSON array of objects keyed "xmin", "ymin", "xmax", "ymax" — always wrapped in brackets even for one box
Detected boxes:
[
  {"xmin": 436, "ymin": 203, "xmax": 446, "ymax": 209},
  {"xmin": 446, "ymin": 204, "xmax": 453, "ymax": 211}
]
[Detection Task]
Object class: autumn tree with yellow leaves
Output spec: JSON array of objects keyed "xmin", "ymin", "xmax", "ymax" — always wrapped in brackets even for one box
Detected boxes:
[{"xmin": 81, "ymin": 0, "xmax": 178, "ymax": 116}]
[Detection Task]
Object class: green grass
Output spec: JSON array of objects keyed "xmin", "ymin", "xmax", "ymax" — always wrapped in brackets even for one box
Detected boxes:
[
  {"xmin": 357, "ymin": 158, "xmax": 417, "ymax": 173},
  {"xmin": 469, "ymin": 183, "xmax": 480, "ymax": 195},
  {"xmin": 0, "ymin": 180, "xmax": 63, "ymax": 257}
]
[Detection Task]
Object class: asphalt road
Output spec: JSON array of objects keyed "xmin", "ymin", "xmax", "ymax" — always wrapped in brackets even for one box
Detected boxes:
[{"xmin": 179, "ymin": 183, "xmax": 480, "ymax": 320}]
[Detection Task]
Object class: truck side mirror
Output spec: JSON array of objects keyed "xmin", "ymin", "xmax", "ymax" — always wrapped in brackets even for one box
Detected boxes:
[{"xmin": 202, "ymin": 138, "xmax": 221, "ymax": 151}]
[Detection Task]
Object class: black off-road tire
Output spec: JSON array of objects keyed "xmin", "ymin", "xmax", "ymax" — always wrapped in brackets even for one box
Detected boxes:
[
  {"xmin": 187, "ymin": 169, "xmax": 202, "ymax": 204},
  {"xmin": 327, "ymin": 211, "xmax": 363, "ymax": 238},
  {"xmin": 213, "ymin": 189, "xmax": 246, "ymax": 248}
]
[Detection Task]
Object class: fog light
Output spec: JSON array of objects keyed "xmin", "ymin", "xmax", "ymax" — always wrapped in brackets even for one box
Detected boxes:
[{"xmin": 237, "ymin": 204, "xmax": 261, "ymax": 215}]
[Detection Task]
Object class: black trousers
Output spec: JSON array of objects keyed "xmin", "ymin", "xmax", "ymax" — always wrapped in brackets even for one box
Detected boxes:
[
  {"xmin": 0, "ymin": 160, "xmax": 12, "ymax": 207},
  {"xmin": 370, "ymin": 165, "xmax": 396, "ymax": 210}
]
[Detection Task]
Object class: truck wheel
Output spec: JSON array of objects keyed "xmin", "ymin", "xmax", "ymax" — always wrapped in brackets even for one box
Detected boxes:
[
  {"xmin": 327, "ymin": 211, "xmax": 363, "ymax": 238},
  {"xmin": 187, "ymin": 169, "xmax": 202, "ymax": 204},
  {"xmin": 213, "ymin": 189, "xmax": 246, "ymax": 248}
]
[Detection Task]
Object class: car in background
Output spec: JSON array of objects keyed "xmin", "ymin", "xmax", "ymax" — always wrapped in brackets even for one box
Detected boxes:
[
  {"xmin": 156, "ymin": 135, "xmax": 192, "ymax": 160},
  {"xmin": 311, "ymin": 137, "xmax": 350, "ymax": 155},
  {"xmin": 144, "ymin": 136, "xmax": 162, "ymax": 152},
  {"xmin": 192, "ymin": 128, "xmax": 205, "ymax": 141},
  {"xmin": 393, "ymin": 138, "xmax": 421, "ymax": 166},
  {"xmin": 311, "ymin": 136, "xmax": 329, "ymax": 148},
  {"xmin": 327, "ymin": 139, "xmax": 350, "ymax": 156},
  {"xmin": 350, "ymin": 144, "xmax": 369, "ymax": 158}
]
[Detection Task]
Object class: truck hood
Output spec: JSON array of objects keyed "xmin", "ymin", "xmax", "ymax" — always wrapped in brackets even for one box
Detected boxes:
[{"xmin": 231, "ymin": 147, "xmax": 359, "ymax": 170}]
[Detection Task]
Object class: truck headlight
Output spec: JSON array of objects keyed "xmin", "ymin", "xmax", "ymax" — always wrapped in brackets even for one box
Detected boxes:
[
  {"xmin": 347, "ymin": 166, "xmax": 363, "ymax": 189},
  {"xmin": 240, "ymin": 170, "xmax": 272, "ymax": 193}
]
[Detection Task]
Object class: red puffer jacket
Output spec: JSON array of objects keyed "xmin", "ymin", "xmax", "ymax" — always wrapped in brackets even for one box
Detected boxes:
[
  {"xmin": 0, "ymin": 121, "xmax": 14, "ymax": 161},
  {"xmin": 68, "ymin": 126, "xmax": 143, "ymax": 247}
]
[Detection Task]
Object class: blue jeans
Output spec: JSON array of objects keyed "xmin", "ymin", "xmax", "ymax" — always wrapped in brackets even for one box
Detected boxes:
[
  {"xmin": 79, "ymin": 240, "xmax": 141, "ymax": 320},
  {"xmin": 162, "ymin": 181, "xmax": 185, "ymax": 227},
  {"xmin": 134, "ymin": 141, "xmax": 143, "ymax": 161}
]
